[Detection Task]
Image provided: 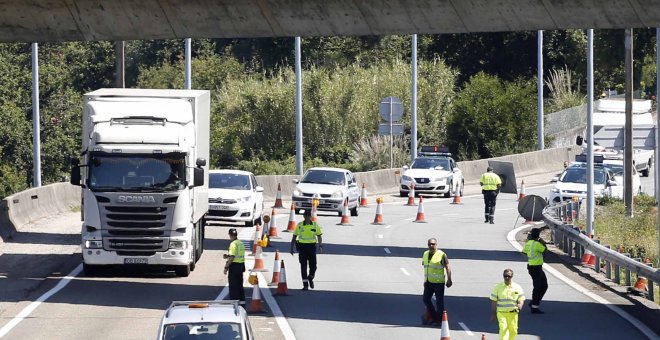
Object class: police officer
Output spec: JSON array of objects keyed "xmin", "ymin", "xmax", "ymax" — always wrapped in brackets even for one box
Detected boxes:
[
  {"xmin": 490, "ymin": 269, "xmax": 525, "ymax": 340},
  {"xmin": 522, "ymin": 228, "xmax": 548, "ymax": 314},
  {"xmin": 480, "ymin": 166, "xmax": 502, "ymax": 224},
  {"xmin": 223, "ymin": 228, "xmax": 246, "ymax": 305},
  {"xmin": 422, "ymin": 238, "xmax": 453, "ymax": 326},
  {"xmin": 290, "ymin": 210, "xmax": 323, "ymax": 290}
]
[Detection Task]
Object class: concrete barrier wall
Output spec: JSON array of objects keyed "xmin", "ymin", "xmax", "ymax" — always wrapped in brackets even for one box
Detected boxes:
[{"xmin": 0, "ymin": 146, "xmax": 578, "ymax": 242}]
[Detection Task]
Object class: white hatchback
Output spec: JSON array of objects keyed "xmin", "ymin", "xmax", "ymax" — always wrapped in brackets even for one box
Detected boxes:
[
  {"xmin": 207, "ymin": 170, "xmax": 264, "ymax": 227},
  {"xmin": 291, "ymin": 167, "xmax": 360, "ymax": 216},
  {"xmin": 157, "ymin": 301, "xmax": 253, "ymax": 339}
]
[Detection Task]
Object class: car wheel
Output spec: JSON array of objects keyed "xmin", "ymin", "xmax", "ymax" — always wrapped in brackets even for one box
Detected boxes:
[
  {"xmin": 338, "ymin": 210, "xmax": 343, "ymax": 217},
  {"xmin": 444, "ymin": 181, "xmax": 452, "ymax": 198},
  {"xmin": 350, "ymin": 204, "xmax": 359, "ymax": 217},
  {"xmin": 460, "ymin": 180, "xmax": 464, "ymax": 197},
  {"xmin": 399, "ymin": 191, "xmax": 407, "ymax": 197},
  {"xmin": 642, "ymin": 162, "xmax": 650, "ymax": 177}
]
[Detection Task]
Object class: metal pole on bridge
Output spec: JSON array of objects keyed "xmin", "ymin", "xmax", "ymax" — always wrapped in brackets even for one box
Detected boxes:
[
  {"xmin": 537, "ymin": 30, "xmax": 544, "ymax": 151},
  {"xmin": 656, "ymin": 28, "xmax": 660, "ymax": 266},
  {"xmin": 184, "ymin": 38, "xmax": 192, "ymax": 89},
  {"xmin": 31, "ymin": 42, "xmax": 41, "ymax": 188},
  {"xmin": 586, "ymin": 29, "xmax": 594, "ymax": 235},
  {"xmin": 115, "ymin": 41, "xmax": 124, "ymax": 88},
  {"xmin": 411, "ymin": 34, "xmax": 418, "ymax": 162},
  {"xmin": 624, "ymin": 28, "xmax": 634, "ymax": 217},
  {"xmin": 295, "ymin": 37, "xmax": 303, "ymax": 176}
]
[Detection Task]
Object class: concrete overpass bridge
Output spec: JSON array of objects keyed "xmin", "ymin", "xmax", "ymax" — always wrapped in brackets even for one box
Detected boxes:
[{"xmin": 1, "ymin": 0, "xmax": 660, "ymax": 43}]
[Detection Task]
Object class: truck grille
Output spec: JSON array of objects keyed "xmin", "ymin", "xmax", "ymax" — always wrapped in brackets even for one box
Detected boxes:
[{"xmin": 97, "ymin": 194, "xmax": 176, "ymax": 252}]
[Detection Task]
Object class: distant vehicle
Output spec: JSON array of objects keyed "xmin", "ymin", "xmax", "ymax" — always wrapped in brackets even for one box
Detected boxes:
[
  {"xmin": 292, "ymin": 167, "xmax": 360, "ymax": 216},
  {"xmin": 400, "ymin": 146, "xmax": 463, "ymax": 198},
  {"xmin": 602, "ymin": 159, "xmax": 642, "ymax": 197},
  {"xmin": 548, "ymin": 162, "xmax": 619, "ymax": 203},
  {"xmin": 207, "ymin": 170, "xmax": 264, "ymax": 228},
  {"xmin": 157, "ymin": 301, "xmax": 254, "ymax": 340}
]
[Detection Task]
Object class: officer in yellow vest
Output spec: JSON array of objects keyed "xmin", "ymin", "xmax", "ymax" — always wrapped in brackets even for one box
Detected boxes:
[
  {"xmin": 223, "ymin": 228, "xmax": 246, "ymax": 305},
  {"xmin": 422, "ymin": 238, "xmax": 453, "ymax": 326},
  {"xmin": 290, "ymin": 210, "xmax": 323, "ymax": 290},
  {"xmin": 522, "ymin": 228, "xmax": 548, "ymax": 314},
  {"xmin": 490, "ymin": 269, "xmax": 525, "ymax": 340},
  {"xmin": 480, "ymin": 166, "xmax": 502, "ymax": 224}
]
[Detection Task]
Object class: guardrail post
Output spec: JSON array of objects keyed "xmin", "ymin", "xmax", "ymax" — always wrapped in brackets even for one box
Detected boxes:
[
  {"xmin": 593, "ymin": 239, "xmax": 601, "ymax": 273},
  {"xmin": 624, "ymin": 254, "xmax": 631, "ymax": 286},
  {"xmin": 563, "ymin": 234, "xmax": 569, "ymax": 254},
  {"xmin": 614, "ymin": 263, "xmax": 621, "ymax": 284},
  {"xmin": 646, "ymin": 262, "xmax": 655, "ymax": 302},
  {"xmin": 605, "ymin": 245, "xmax": 612, "ymax": 279}
]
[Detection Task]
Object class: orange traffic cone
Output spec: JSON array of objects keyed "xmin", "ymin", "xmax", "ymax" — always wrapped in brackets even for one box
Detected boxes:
[
  {"xmin": 266, "ymin": 214, "xmax": 280, "ymax": 239},
  {"xmin": 270, "ymin": 250, "xmax": 281, "ymax": 285},
  {"xmin": 311, "ymin": 201, "xmax": 318, "ymax": 222},
  {"xmin": 406, "ymin": 183, "xmax": 417, "ymax": 206},
  {"xmin": 450, "ymin": 191, "xmax": 462, "ymax": 205},
  {"xmin": 273, "ymin": 183, "xmax": 284, "ymax": 208},
  {"xmin": 251, "ymin": 241, "xmax": 268, "ymax": 272},
  {"xmin": 581, "ymin": 234, "xmax": 595, "ymax": 267},
  {"xmin": 481, "ymin": 335, "xmax": 486, "ymax": 340},
  {"xmin": 372, "ymin": 197, "xmax": 385, "ymax": 225},
  {"xmin": 518, "ymin": 180, "xmax": 526, "ymax": 201},
  {"xmin": 360, "ymin": 184, "xmax": 369, "ymax": 207},
  {"xmin": 249, "ymin": 282, "xmax": 264, "ymax": 313},
  {"xmin": 338, "ymin": 198, "xmax": 352, "ymax": 226},
  {"xmin": 285, "ymin": 203, "xmax": 297, "ymax": 232},
  {"xmin": 413, "ymin": 196, "xmax": 427, "ymax": 223},
  {"xmin": 628, "ymin": 274, "xmax": 649, "ymax": 297},
  {"xmin": 440, "ymin": 310, "xmax": 451, "ymax": 340},
  {"xmin": 274, "ymin": 260, "xmax": 289, "ymax": 296},
  {"xmin": 250, "ymin": 224, "xmax": 261, "ymax": 256}
]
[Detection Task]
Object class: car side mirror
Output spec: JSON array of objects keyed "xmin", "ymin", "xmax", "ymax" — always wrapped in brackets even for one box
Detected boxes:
[
  {"xmin": 348, "ymin": 182, "xmax": 357, "ymax": 188},
  {"xmin": 607, "ymin": 179, "xmax": 618, "ymax": 186},
  {"xmin": 255, "ymin": 186, "xmax": 264, "ymax": 192},
  {"xmin": 196, "ymin": 158, "xmax": 207, "ymax": 167},
  {"xmin": 293, "ymin": 179, "xmax": 299, "ymax": 184},
  {"xmin": 193, "ymin": 167, "xmax": 204, "ymax": 187},
  {"xmin": 452, "ymin": 168, "xmax": 459, "ymax": 173},
  {"xmin": 550, "ymin": 176, "xmax": 559, "ymax": 183},
  {"xmin": 402, "ymin": 165, "xmax": 409, "ymax": 170}
]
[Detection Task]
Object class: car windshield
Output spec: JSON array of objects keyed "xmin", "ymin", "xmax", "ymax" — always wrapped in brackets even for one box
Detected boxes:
[
  {"xmin": 411, "ymin": 158, "xmax": 450, "ymax": 170},
  {"xmin": 301, "ymin": 170, "xmax": 346, "ymax": 185},
  {"xmin": 209, "ymin": 173, "xmax": 251, "ymax": 190},
  {"xmin": 560, "ymin": 168, "xmax": 606, "ymax": 184},
  {"xmin": 163, "ymin": 322, "xmax": 242, "ymax": 339}
]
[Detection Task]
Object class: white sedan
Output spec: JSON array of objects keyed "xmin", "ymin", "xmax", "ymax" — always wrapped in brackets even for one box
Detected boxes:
[
  {"xmin": 602, "ymin": 160, "xmax": 642, "ymax": 197},
  {"xmin": 291, "ymin": 167, "xmax": 360, "ymax": 216},
  {"xmin": 207, "ymin": 170, "xmax": 264, "ymax": 227},
  {"xmin": 400, "ymin": 156, "xmax": 463, "ymax": 198}
]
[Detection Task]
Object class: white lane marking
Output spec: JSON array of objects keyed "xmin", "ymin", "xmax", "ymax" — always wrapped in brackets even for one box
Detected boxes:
[
  {"xmin": 377, "ymin": 234, "xmax": 383, "ymax": 239},
  {"xmin": 499, "ymin": 208, "xmax": 515, "ymax": 211},
  {"xmin": 507, "ymin": 226, "xmax": 659, "ymax": 340},
  {"xmin": 384, "ymin": 248, "xmax": 391, "ymax": 254},
  {"xmin": 443, "ymin": 213, "xmax": 458, "ymax": 216},
  {"xmin": 458, "ymin": 322, "xmax": 474, "ymax": 336},
  {"xmin": 404, "ymin": 218, "xmax": 414, "ymax": 221},
  {"xmin": 400, "ymin": 268, "xmax": 410, "ymax": 276},
  {"xmin": 385, "ymin": 225, "xmax": 391, "ymax": 229},
  {"xmin": 257, "ymin": 272, "xmax": 297, "ymax": 340},
  {"xmin": 0, "ymin": 264, "xmax": 83, "ymax": 338}
]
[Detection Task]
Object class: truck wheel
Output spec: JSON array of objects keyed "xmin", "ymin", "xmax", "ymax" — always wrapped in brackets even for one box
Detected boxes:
[
  {"xmin": 175, "ymin": 265, "xmax": 191, "ymax": 277},
  {"xmin": 83, "ymin": 263, "xmax": 100, "ymax": 276}
]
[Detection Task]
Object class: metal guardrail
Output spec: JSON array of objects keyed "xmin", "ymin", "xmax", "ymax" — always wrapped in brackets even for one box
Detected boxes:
[{"xmin": 542, "ymin": 200, "xmax": 659, "ymax": 302}]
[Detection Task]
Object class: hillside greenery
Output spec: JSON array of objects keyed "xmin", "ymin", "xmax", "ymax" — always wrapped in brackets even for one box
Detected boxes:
[{"xmin": 1, "ymin": 30, "xmax": 659, "ymax": 199}]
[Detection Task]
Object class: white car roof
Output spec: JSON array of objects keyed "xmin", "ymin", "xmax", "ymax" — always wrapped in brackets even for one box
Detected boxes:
[
  {"xmin": 209, "ymin": 169, "xmax": 254, "ymax": 176},
  {"xmin": 306, "ymin": 167, "xmax": 349, "ymax": 173},
  {"xmin": 162, "ymin": 301, "xmax": 244, "ymax": 325}
]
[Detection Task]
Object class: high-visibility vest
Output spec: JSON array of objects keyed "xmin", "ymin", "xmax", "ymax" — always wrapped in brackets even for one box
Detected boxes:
[
  {"xmin": 422, "ymin": 250, "xmax": 446, "ymax": 283},
  {"xmin": 228, "ymin": 239, "xmax": 245, "ymax": 263},
  {"xmin": 490, "ymin": 282, "xmax": 525, "ymax": 312},
  {"xmin": 294, "ymin": 222, "xmax": 322, "ymax": 244},
  {"xmin": 523, "ymin": 240, "xmax": 546, "ymax": 266},
  {"xmin": 480, "ymin": 172, "xmax": 501, "ymax": 191}
]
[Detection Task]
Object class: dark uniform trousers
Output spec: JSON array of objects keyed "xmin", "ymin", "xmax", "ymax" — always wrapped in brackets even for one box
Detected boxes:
[
  {"xmin": 228, "ymin": 262, "xmax": 246, "ymax": 303},
  {"xmin": 527, "ymin": 264, "xmax": 548, "ymax": 306},
  {"xmin": 423, "ymin": 281, "xmax": 446, "ymax": 322},
  {"xmin": 482, "ymin": 190, "xmax": 498, "ymax": 222},
  {"xmin": 297, "ymin": 243, "xmax": 318, "ymax": 283}
]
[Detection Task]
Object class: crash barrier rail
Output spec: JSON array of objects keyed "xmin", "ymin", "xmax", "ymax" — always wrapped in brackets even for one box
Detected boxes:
[{"xmin": 543, "ymin": 200, "xmax": 660, "ymax": 303}]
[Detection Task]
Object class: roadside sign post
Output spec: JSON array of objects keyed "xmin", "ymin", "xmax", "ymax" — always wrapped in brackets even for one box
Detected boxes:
[{"xmin": 379, "ymin": 96, "xmax": 404, "ymax": 168}]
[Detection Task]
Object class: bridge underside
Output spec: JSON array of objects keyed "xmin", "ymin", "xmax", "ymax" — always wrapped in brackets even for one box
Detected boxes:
[{"xmin": 1, "ymin": 0, "xmax": 659, "ymax": 42}]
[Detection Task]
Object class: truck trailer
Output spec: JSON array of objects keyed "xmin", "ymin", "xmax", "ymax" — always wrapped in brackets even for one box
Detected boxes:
[{"xmin": 70, "ymin": 89, "xmax": 210, "ymax": 277}]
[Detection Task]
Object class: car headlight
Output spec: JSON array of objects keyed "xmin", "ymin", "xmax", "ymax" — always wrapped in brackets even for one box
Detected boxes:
[
  {"xmin": 237, "ymin": 195, "xmax": 251, "ymax": 202},
  {"xmin": 85, "ymin": 240, "xmax": 103, "ymax": 249},
  {"xmin": 402, "ymin": 175, "xmax": 412, "ymax": 182},
  {"xmin": 292, "ymin": 188, "xmax": 302, "ymax": 197},
  {"xmin": 551, "ymin": 188, "xmax": 560, "ymax": 193},
  {"xmin": 169, "ymin": 240, "xmax": 188, "ymax": 250},
  {"xmin": 331, "ymin": 190, "xmax": 343, "ymax": 198}
]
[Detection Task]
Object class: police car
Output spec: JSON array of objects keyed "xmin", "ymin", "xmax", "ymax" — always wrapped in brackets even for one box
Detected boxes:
[
  {"xmin": 158, "ymin": 300, "xmax": 254, "ymax": 339},
  {"xmin": 548, "ymin": 155, "xmax": 622, "ymax": 203},
  {"xmin": 400, "ymin": 146, "xmax": 463, "ymax": 198},
  {"xmin": 207, "ymin": 170, "xmax": 264, "ymax": 228}
]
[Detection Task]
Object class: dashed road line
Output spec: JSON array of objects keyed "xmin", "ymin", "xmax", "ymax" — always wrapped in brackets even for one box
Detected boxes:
[
  {"xmin": 458, "ymin": 322, "xmax": 474, "ymax": 336},
  {"xmin": 400, "ymin": 268, "xmax": 410, "ymax": 276},
  {"xmin": 384, "ymin": 248, "xmax": 391, "ymax": 254}
]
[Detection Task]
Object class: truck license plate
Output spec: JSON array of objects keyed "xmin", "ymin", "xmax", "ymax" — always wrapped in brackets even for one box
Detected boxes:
[{"xmin": 124, "ymin": 258, "xmax": 148, "ymax": 264}]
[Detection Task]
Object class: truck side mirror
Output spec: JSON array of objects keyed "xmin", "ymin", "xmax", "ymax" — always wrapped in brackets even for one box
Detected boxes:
[
  {"xmin": 70, "ymin": 157, "xmax": 81, "ymax": 186},
  {"xmin": 196, "ymin": 158, "xmax": 207, "ymax": 167},
  {"xmin": 193, "ymin": 167, "xmax": 204, "ymax": 187},
  {"xmin": 576, "ymin": 136, "xmax": 583, "ymax": 146}
]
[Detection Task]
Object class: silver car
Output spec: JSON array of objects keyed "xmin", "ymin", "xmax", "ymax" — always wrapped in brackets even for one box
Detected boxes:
[
  {"xmin": 158, "ymin": 301, "xmax": 253, "ymax": 340},
  {"xmin": 291, "ymin": 167, "xmax": 360, "ymax": 216}
]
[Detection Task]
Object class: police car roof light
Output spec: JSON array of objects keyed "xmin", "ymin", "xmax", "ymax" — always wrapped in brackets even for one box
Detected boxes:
[
  {"xmin": 419, "ymin": 145, "xmax": 451, "ymax": 157},
  {"xmin": 575, "ymin": 154, "xmax": 604, "ymax": 164}
]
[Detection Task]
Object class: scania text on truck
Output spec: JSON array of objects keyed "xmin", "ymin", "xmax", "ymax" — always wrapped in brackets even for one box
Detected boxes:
[{"xmin": 70, "ymin": 89, "xmax": 210, "ymax": 277}]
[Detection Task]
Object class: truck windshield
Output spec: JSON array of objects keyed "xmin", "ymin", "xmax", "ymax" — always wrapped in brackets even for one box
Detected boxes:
[{"xmin": 87, "ymin": 152, "xmax": 186, "ymax": 192}]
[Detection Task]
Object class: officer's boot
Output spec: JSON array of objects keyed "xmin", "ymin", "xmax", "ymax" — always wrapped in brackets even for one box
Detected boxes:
[
  {"xmin": 484, "ymin": 214, "xmax": 489, "ymax": 223},
  {"xmin": 302, "ymin": 279, "xmax": 309, "ymax": 291},
  {"xmin": 489, "ymin": 216, "xmax": 494, "ymax": 224},
  {"xmin": 308, "ymin": 275, "xmax": 315, "ymax": 289}
]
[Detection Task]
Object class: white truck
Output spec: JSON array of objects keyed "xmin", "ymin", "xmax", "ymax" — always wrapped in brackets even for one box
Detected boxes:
[
  {"xmin": 70, "ymin": 89, "xmax": 210, "ymax": 277},
  {"xmin": 577, "ymin": 98, "xmax": 654, "ymax": 176}
]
